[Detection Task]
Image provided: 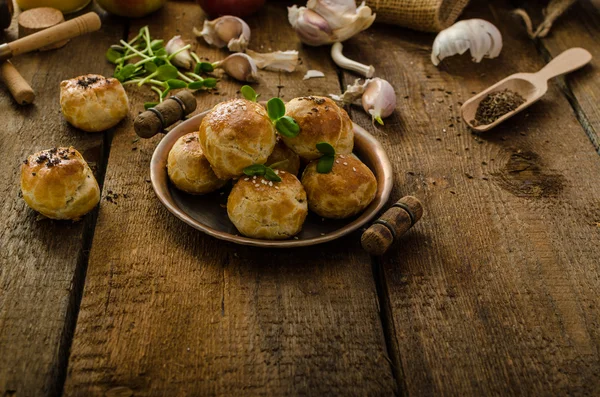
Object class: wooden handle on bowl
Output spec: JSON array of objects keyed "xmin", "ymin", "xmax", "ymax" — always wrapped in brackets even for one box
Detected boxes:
[
  {"xmin": 0, "ymin": 61, "xmax": 34, "ymax": 105},
  {"xmin": 361, "ymin": 196, "xmax": 423, "ymax": 256},
  {"xmin": 0, "ymin": 12, "xmax": 101, "ymax": 61},
  {"xmin": 134, "ymin": 90, "xmax": 197, "ymax": 139}
]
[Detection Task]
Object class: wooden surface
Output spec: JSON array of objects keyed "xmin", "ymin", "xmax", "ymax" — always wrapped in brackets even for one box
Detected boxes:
[{"xmin": 1, "ymin": 0, "xmax": 599, "ymax": 396}]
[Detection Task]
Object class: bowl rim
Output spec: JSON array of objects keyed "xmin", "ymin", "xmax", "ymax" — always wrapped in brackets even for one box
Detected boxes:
[{"xmin": 150, "ymin": 110, "xmax": 393, "ymax": 248}]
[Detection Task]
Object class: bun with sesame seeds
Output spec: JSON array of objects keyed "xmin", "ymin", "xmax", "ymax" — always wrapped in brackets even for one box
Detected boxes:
[
  {"xmin": 227, "ymin": 170, "xmax": 308, "ymax": 239},
  {"xmin": 20, "ymin": 147, "xmax": 100, "ymax": 220},
  {"xmin": 198, "ymin": 98, "xmax": 277, "ymax": 180},
  {"xmin": 281, "ymin": 96, "xmax": 354, "ymax": 161},
  {"xmin": 167, "ymin": 132, "xmax": 227, "ymax": 195},
  {"xmin": 60, "ymin": 74, "xmax": 129, "ymax": 132},
  {"xmin": 301, "ymin": 154, "xmax": 377, "ymax": 219}
]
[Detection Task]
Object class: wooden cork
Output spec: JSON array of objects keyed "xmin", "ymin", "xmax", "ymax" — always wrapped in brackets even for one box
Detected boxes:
[
  {"xmin": 361, "ymin": 196, "xmax": 423, "ymax": 256},
  {"xmin": 0, "ymin": 0, "xmax": 13, "ymax": 30},
  {"xmin": 134, "ymin": 90, "xmax": 197, "ymax": 139},
  {"xmin": 19, "ymin": 8, "xmax": 69, "ymax": 51},
  {"xmin": 0, "ymin": 61, "xmax": 35, "ymax": 105}
]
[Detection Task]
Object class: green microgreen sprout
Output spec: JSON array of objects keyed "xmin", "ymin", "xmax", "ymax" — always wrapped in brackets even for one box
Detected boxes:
[
  {"xmin": 240, "ymin": 85, "xmax": 259, "ymax": 102},
  {"xmin": 106, "ymin": 25, "xmax": 219, "ymax": 104},
  {"xmin": 240, "ymin": 87, "xmax": 299, "ymax": 137},
  {"xmin": 316, "ymin": 142, "xmax": 335, "ymax": 173},
  {"xmin": 243, "ymin": 164, "xmax": 282, "ymax": 182}
]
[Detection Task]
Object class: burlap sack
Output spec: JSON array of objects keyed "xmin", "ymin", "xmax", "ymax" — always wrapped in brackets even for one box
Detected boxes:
[{"xmin": 364, "ymin": 0, "xmax": 471, "ymax": 32}]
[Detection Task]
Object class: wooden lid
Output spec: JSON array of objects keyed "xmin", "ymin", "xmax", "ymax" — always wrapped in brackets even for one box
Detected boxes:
[{"xmin": 18, "ymin": 7, "xmax": 69, "ymax": 51}]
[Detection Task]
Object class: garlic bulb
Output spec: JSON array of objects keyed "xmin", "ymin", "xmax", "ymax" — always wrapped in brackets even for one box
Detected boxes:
[
  {"xmin": 194, "ymin": 16, "xmax": 251, "ymax": 52},
  {"xmin": 165, "ymin": 36, "xmax": 193, "ymax": 70},
  {"xmin": 431, "ymin": 19, "xmax": 502, "ymax": 66},
  {"xmin": 246, "ymin": 50, "xmax": 299, "ymax": 72},
  {"xmin": 331, "ymin": 78, "xmax": 396, "ymax": 125},
  {"xmin": 331, "ymin": 42, "xmax": 374, "ymax": 77},
  {"xmin": 213, "ymin": 53, "xmax": 258, "ymax": 82},
  {"xmin": 288, "ymin": 0, "xmax": 375, "ymax": 46}
]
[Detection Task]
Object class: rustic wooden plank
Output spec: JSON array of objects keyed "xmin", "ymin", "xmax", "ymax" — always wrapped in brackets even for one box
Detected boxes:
[
  {"xmin": 341, "ymin": 0, "xmax": 600, "ymax": 395},
  {"xmin": 535, "ymin": 0, "xmax": 600, "ymax": 152},
  {"xmin": 64, "ymin": 2, "xmax": 396, "ymax": 395},
  {"xmin": 0, "ymin": 6, "xmax": 124, "ymax": 397}
]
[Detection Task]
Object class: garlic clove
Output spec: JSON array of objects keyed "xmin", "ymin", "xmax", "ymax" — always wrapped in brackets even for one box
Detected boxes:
[
  {"xmin": 214, "ymin": 53, "xmax": 258, "ymax": 82},
  {"xmin": 331, "ymin": 42, "xmax": 374, "ymax": 78},
  {"xmin": 165, "ymin": 35, "xmax": 194, "ymax": 70},
  {"xmin": 288, "ymin": 6, "xmax": 333, "ymax": 47},
  {"xmin": 330, "ymin": 78, "xmax": 368, "ymax": 104},
  {"xmin": 303, "ymin": 69, "xmax": 325, "ymax": 80},
  {"xmin": 362, "ymin": 78, "xmax": 396, "ymax": 125},
  {"xmin": 194, "ymin": 16, "xmax": 251, "ymax": 52},
  {"xmin": 431, "ymin": 19, "xmax": 502, "ymax": 66},
  {"xmin": 246, "ymin": 50, "xmax": 299, "ymax": 72}
]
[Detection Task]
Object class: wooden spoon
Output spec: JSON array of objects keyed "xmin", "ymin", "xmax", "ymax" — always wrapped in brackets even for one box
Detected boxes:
[{"xmin": 461, "ymin": 47, "xmax": 592, "ymax": 132}]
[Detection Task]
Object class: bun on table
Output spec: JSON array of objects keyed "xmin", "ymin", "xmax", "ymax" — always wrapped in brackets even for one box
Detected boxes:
[
  {"xmin": 20, "ymin": 147, "xmax": 100, "ymax": 220},
  {"xmin": 167, "ymin": 132, "xmax": 227, "ymax": 195},
  {"xmin": 281, "ymin": 96, "xmax": 353, "ymax": 160},
  {"xmin": 198, "ymin": 98, "xmax": 276, "ymax": 180},
  {"xmin": 301, "ymin": 154, "xmax": 377, "ymax": 219},
  {"xmin": 60, "ymin": 74, "xmax": 129, "ymax": 132}
]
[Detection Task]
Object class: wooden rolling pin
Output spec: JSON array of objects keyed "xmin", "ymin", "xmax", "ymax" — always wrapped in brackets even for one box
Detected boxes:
[
  {"xmin": 361, "ymin": 196, "xmax": 423, "ymax": 256},
  {"xmin": 0, "ymin": 61, "xmax": 34, "ymax": 105},
  {"xmin": 134, "ymin": 91, "xmax": 197, "ymax": 138},
  {"xmin": 0, "ymin": 12, "xmax": 101, "ymax": 62}
]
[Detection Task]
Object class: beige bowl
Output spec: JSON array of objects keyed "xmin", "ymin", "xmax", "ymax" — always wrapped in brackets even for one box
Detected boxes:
[{"xmin": 150, "ymin": 109, "xmax": 393, "ymax": 248}]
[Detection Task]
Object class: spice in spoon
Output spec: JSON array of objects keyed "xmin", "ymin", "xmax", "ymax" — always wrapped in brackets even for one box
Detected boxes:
[{"xmin": 472, "ymin": 89, "xmax": 525, "ymax": 126}]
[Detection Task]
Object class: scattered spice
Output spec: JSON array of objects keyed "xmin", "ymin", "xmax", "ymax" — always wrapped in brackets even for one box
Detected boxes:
[
  {"xmin": 472, "ymin": 89, "xmax": 525, "ymax": 126},
  {"xmin": 77, "ymin": 76, "xmax": 101, "ymax": 89}
]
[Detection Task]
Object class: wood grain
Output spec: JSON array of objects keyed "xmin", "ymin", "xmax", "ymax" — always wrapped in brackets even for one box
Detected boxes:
[
  {"xmin": 0, "ymin": 6, "xmax": 124, "ymax": 397},
  {"xmin": 535, "ymin": 0, "xmax": 600, "ymax": 152},
  {"xmin": 341, "ymin": 0, "xmax": 600, "ymax": 395},
  {"xmin": 64, "ymin": 2, "xmax": 396, "ymax": 395}
]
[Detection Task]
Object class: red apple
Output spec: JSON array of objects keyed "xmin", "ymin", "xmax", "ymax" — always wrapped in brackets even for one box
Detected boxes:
[
  {"xmin": 196, "ymin": 0, "xmax": 266, "ymax": 18},
  {"xmin": 96, "ymin": 0, "xmax": 167, "ymax": 18}
]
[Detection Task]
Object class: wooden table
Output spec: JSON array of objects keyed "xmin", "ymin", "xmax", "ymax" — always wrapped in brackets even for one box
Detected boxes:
[{"xmin": 1, "ymin": 0, "xmax": 599, "ymax": 395}]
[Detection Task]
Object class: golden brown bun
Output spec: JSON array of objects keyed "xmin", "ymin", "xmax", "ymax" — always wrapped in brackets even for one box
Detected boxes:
[
  {"xmin": 282, "ymin": 96, "xmax": 354, "ymax": 160},
  {"xmin": 227, "ymin": 171, "xmax": 308, "ymax": 239},
  {"xmin": 60, "ymin": 74, "xmax": 129, "ymax": 132},
  {"xmin": 301, "ymin": 154, "xmax": 377, "ymax": 219},
  {"xmin": 265, "ymin": 138, "xmax": 301, "ymax": 176},
  {"xmin": 167, "ymin": 132, "xmax": 227, "ymax": 195},
  {"xmin": 20, "ymin": 147, "xmax": 100, "ymax": 220},
  {"xmin": 198, "ymin": 99, "xmax": 276, "ymax": 180}
]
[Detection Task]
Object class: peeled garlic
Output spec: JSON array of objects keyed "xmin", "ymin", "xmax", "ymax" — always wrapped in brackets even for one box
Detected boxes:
[
  {"xmin": 331, "ymin": 78, "xmax": 396, "ymax": 125},
  {"xmin": 165, "ymin": 35, "xmax": 193, "ymax": 70},
  {"xmin": 431, "ymin": 19, "xmax": 502, "ymax": 66},
  {"xmin": 246, "ymin": 50, "xmax": 299, "ymax": 72},
  {"xmin": 331, "ymin": 42, "xmax": 374, "ymax": 77},
  {"xmin": 288, "ymin": 0, "xmax": 375, "ymax": 46},
  {"xmin": 194, "ymin": 16, "xmax": 251, "ymax": 52},
  {"xmin": 213, "ymin": 53, "xmax": 258, "ymax": 82}
]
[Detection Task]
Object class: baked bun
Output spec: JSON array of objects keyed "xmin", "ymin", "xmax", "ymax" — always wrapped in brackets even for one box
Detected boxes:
[
  {"xmin": 20, "ymin": 147, "xmax": 100, "ymax": 220},
  {"xmin": 301, "ymin": 154, "xmax": 377, "ymax": 219},
  {"xmin": 227, "ymin": 171, "xmax": 308, "ymax": 239},
  {"xmin": 198, "ymin": 99, "xmax": 276, "ymax": 180},
  {"xmin": 60, "ymin": 74, "xmax": 129, "ymax": 132},
  {"xmin": 265, "ymin": 138, "xmax": 301, "ymax": 176},
  {"xmin": 282, "ymin": 96, "xmax": 354, "ymax": 160},
  {"xmin": 167, "ymin": 132, "xmax": 227, "ymax": 194}
]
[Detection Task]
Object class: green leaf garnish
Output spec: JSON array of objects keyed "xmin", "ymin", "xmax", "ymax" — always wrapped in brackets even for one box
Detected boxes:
[
  {"xmin": 155, "ymin": 64, "xmax": 179, "ymax": 81},
  {"xmin": 194, "ymin": 62, "xmax": 214, "ymax": 74},
  {"xmin": 267, "ymin": 97, "xmax": 285, "ymax": 120},
  {"xmin": 145, "ymin": 61, "xmax": 158, "ymax": 73},
  {"xmin": 114, "ymin": 64, "xmax": 137, "ymax": 82},
  {"xmin": 166, "ymin": 79, "xmax": 187, "ymax": 89},
  {"xmin": 203, "ymin": 78, "xmax": 218, "ymax": 88},
  {"xmin": 275, "ymin": 116, "xmax": 300, "ymax": 138},
  {"xmin": 106, "ymin": 48, "xmax": 123, "ymax": 64},
  {"xmin": 144, "ymin": 102, "xmax": 158, "ymax": 110},
  {"xmin": 240, "ymin": 85, "xmax": 259, "ymax": 102},
  {"xmin": 150, "ymin": 39, "xmax": 164, "ymax": 50},
  {"xmin": 264, "ymin": 167, "xmax": 282, "ymax": 182},
  {"xmin": 242, "ymin": 164, "xmax": 282, "ymax": 182},
  {"xmin": 317, "ymin": 155, "xmax": 335, "ymax": 174},
  {"xmin": 316, "ymin": 142, "xmax": 335, "ymax": 156},
  {"xmin": 268, "ymin": 159, "xmax": 290, "ymax": 170},
  {"xmin": 187, "ymin": 81, "xmax": 204, "ymax": 90}
]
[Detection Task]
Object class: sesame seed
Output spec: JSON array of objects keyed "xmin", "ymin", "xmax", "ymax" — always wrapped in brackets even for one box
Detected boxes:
[
  {"xmin": 274, "ymin": 170, "xmax": 279, "ymax": 174},
  {"xmin": 352, "ymin": 167, "xmax": 357, "ymax": 172},
  {"xmin": 335, "ymin": 160, "xmax": 340, "ymax": 164},
  {"xmin": 253, "ymin": 176, "xmax": 256, "ymax": 179},
  {"xmin": 320, "ymin": 233, "xmax": 325, "ymax": 236},
  {"xmin": 275, "ymin": 186, "xmax": 279, "ymax": 190},
  {"xmin": 244, "ymin": 178, "xmax": 249, "ymax": 181},
  {"xmin": 339, "ymin": 155, "xmax": 345, "ymax": 158},
  {"xmin": 269, "ymin": 181, "xmax": 273, "ymax": 186},
  {"xmin": 293, "ymin": 236, "xmax": 299, "ymax": 240},
  {"xmin": 343, "ymin": 162, "xmax": 348, "ymax": 166}
]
